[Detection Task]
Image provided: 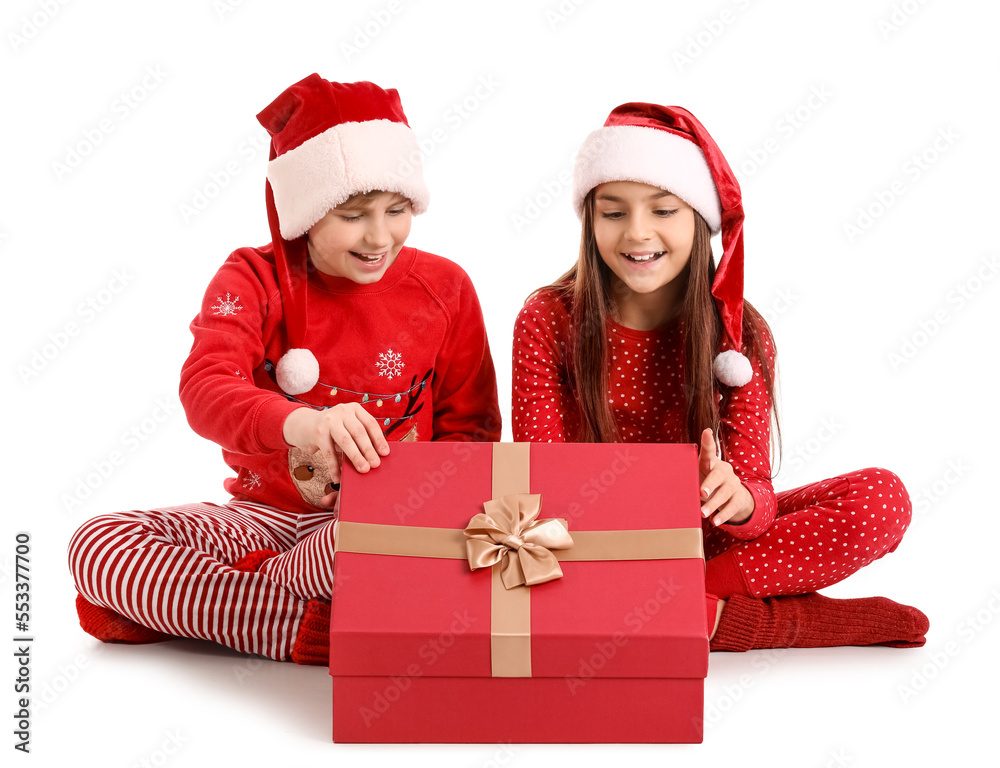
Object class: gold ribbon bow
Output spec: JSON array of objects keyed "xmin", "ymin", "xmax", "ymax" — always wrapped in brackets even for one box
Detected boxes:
[{"xmin": 463, "ymin": 493, "xmax": 574, "ymax": 589}]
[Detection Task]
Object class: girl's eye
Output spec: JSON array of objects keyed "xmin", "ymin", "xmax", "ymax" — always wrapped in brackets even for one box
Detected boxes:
[
  {"xmin": 600, "ymin": 212, "xmax": 624, "ymax": 220},
  {"xmin": 654, "ymin": 209, "xmax": 678, "ymax": 217}
]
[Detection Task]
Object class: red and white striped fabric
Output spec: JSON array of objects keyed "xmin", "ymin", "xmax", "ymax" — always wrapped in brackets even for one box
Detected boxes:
[{"xmin": 67, "ymin": 501, "xmax": 338, "ymax": 661}]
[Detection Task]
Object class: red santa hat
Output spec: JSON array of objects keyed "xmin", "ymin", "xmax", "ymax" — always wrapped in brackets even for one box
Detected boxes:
[
  {"xmin": 256, "ymin": 75, "xmax": 430, "ymax": 395},
  {"xmin": 572, "ymin": 103, "xmax": 753, "ymax": 388}
]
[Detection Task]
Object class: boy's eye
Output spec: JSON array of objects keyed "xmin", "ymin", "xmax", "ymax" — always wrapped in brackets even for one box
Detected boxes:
[
  {"xmin": 341, "ymin": 214, "xmax": 363, "ymax": 222},
  {"xmin": 388, "ymin": 207, "xmax": 406, "ymax": 215}
]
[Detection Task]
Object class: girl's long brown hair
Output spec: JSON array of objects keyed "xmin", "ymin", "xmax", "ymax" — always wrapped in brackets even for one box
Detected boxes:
[{"xmin": 538, "ymin": 189, "xmax": 781, "ymax": 466}]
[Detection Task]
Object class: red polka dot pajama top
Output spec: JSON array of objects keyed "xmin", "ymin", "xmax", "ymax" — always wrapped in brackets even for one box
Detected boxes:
[{"xmin": 511, "ymin": 289, "xmax": 911, "ymax": 599}]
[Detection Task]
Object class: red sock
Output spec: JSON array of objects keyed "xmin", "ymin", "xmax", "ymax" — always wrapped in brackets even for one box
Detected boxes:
[
  {"xmin": 710, "ymin": 593, "xmax": 929, "ymax": 651},
  {"xmin": 705, "ymin": 548, "xmax": 751, "ymax": 599},
  {"xmin": 76, "ymin": 549, "xmax": 280, "ymax": 646},
  {"xmin": 231, "ymin": 549, "xmax": 280, "ymax": 572},
  {"xmin": 75, "ymin": 593, "xmax": 172, "ymax": 644},
  {"xmin": 290, "ymin": 599, "xmax": 330, "ymax": 666},
  {"xmin": 234, "ymin": 551, "xmax": 330, "ymax": 665}
]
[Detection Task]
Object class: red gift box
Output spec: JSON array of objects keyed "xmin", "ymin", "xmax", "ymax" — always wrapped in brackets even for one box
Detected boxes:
[{"xmin": 329, "ymin": 441, "xmax": 708, "ymax": 743}]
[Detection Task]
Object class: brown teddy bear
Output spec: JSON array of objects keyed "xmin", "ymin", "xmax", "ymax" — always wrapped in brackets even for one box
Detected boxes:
[{"xmin": 287, "ymin": 424, "xmax": 417, "ymax": 508}]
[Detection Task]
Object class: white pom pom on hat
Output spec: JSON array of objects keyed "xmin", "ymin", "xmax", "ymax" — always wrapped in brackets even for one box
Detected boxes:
[
  {"xmin": 573, "ymin": 103, "xmax": 754, "ymax": 386},
  {"xmin": 712, "ymin": 349, "xmax": 753, "ymax": 388},
  {"xmin": 276, "ymin": 348, "xmax": 320, "ymax": 395}
]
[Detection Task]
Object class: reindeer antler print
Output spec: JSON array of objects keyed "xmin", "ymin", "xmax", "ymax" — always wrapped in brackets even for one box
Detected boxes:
[{"xmin": 384, "ymin": 369, "xmax": 431, "ymax": 438}]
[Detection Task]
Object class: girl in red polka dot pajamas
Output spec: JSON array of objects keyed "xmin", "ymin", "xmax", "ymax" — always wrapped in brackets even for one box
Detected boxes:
[{"xmin": 511, "ymin": 103, "xmax": 928, "ymax": 651}]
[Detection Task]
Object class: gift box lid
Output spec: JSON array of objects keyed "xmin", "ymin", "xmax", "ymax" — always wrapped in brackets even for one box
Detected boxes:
[{"xmin": 330, "ymin": 442, "xmax": 708, "ymax": 681}]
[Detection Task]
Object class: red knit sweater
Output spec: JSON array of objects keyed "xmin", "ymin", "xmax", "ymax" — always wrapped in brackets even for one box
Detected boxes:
[
  {"xmin": 180, "ymin": 244, "xmax": 500, "ymax": 513},
  {"xmin": 511, "ymin": 289, "xmax": 776, "ymax": 540}
]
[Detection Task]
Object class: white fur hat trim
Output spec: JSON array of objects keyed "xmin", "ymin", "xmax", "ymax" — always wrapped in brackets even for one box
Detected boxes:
[
  {"xmin": 573, "ymin": 124, "xmax": 721, "ymax": 232},
  {"xmin": 267, "ymin": 119, "xmax": 429, "ymax": 240}
]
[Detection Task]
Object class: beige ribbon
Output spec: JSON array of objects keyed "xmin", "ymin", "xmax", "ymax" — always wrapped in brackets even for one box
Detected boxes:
[
  {"xmin": 333, "ymin": 442, "xmax": 704, "ymax": 678},
  {"xmin": 464, "ymin": 494, "xmax": 574, "ymax": 589},
  {"xmin": 487, "ymin": 443, "xmax": 532, "ymax": 676}
]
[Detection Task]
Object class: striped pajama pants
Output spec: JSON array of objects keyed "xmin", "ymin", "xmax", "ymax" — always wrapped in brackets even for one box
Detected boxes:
[{"xmin": 67, "ymin": 501, "xmax": 339, "ymax": 661}]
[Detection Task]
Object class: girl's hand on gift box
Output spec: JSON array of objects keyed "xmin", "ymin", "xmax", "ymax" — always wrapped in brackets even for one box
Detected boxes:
[
  {"xmin": 697, "ymin": 428, "xmax": 755, "ymax": 527},
  {"xmin": 283, "ymin": 404, "xmax": 390, "ymax": 477}
]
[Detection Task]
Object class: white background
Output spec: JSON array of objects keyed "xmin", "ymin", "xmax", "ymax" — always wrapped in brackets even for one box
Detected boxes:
[{"xmin": 3, "ymin": 0, "xmax": 998, "ymax": 765}]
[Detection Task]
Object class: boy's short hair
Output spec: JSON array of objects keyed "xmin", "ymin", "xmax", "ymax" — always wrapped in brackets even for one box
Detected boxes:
[{"xmin": 335, "ymin": 190, "xmax": 410, "ymax": 211}]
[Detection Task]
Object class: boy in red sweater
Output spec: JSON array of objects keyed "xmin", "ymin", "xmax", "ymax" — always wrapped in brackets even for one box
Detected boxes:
[{"xmin": 68, "ymin": 75, "xmax": 501, "ymax": 664}]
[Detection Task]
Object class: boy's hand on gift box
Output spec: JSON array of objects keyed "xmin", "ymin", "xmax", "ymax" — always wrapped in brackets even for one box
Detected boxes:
[
  {"xmin": 283, "ymin": 405, "xmax": 390, "ymax": 476},
  {"xmin": 697, "ymin": 428, "xmax": 755, "ymax": 527}
]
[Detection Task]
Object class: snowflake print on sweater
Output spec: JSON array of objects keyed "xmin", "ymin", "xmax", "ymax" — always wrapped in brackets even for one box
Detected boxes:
[
  {"xmin": 241, "ymin": 470, "xmax": 262, "ymax": 491},
  {"xmin": 212, "ymin": 293, "xmax": 243, "ymax": 316},
  {"xmin": 376, "ymin": 348, "xmax": 405, "ymax": 379}
]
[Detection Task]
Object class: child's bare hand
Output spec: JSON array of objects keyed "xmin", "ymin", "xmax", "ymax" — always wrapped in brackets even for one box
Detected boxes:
[
  {"xmin": 282, "ymin": 404, "xmax": 390, "ymax": 476},
  {"xmin": 697, "ymin": 428, "xmax": 754, "ymax": 526}
]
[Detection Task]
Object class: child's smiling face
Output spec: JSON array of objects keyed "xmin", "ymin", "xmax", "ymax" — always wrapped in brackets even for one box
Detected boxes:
[
  {"xmin": 307, "ymin": 191, "xmax": 412, "ymax": 284},
  {"xmin": 592, "ymin": 180, "xmax": 696, "ymax": 315}
]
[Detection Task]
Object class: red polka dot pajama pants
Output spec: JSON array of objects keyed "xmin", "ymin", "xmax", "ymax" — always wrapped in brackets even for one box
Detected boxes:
[{"xmin": 704, "ymin": 467, "xmax": 912, "ymax": 597}]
